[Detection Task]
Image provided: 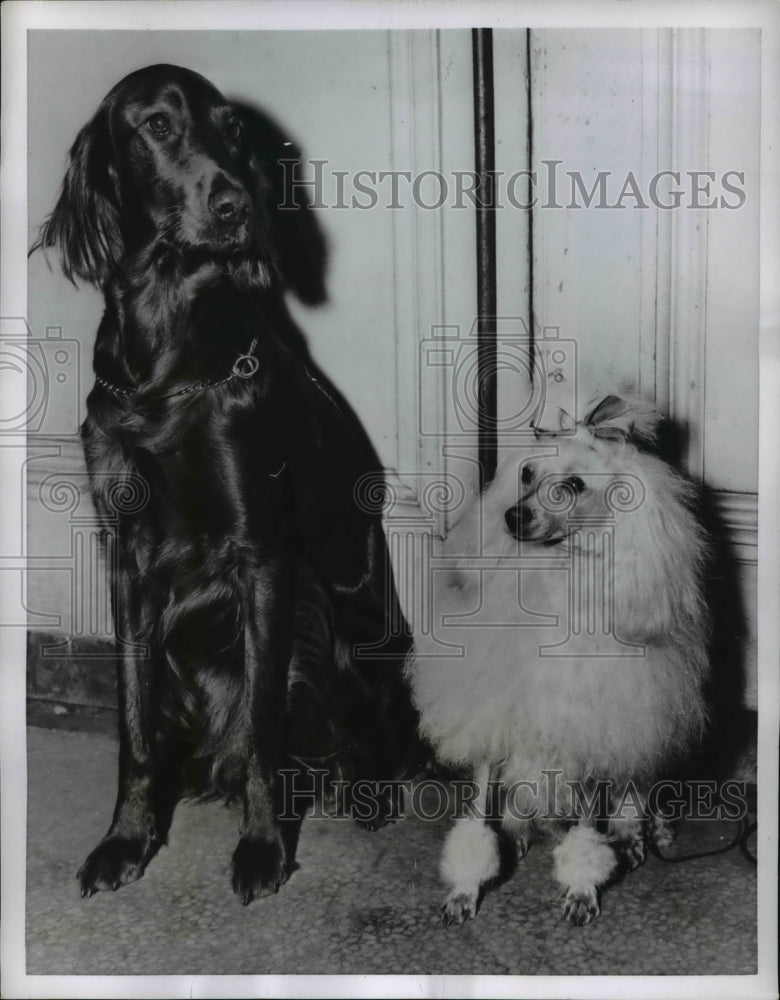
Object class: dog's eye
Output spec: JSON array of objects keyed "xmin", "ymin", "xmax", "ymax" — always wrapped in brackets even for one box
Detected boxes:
[
  {"xmin": 566, "ymin": 476, "xmax": 586, "ymax": 494},
  {"xmin": 147, "ymin": 113, "xmax": 171, "ymax": 136},
  {"xmin": 225, "ymin": 118, "xmax": 242, "ymax": 141}
]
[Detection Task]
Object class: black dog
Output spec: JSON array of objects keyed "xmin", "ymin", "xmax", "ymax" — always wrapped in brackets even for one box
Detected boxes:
[{"xmin": 33, "ymin": 64, "xmax": 421, "ymax": 904}]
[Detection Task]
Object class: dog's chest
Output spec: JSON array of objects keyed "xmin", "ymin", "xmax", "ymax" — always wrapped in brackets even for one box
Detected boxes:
[{"xmin": 83, "ymin": 392, "xmax": 286, "ymax": 557}]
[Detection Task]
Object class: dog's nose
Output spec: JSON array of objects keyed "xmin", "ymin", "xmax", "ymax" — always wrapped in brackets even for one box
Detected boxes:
[
  {"xmin": 208, "ymin": 183, "xmax": 249, "ymax": 221},
  {"xmin": 504, "ymin": 503, "xmax": 528, "ymax": 538}
]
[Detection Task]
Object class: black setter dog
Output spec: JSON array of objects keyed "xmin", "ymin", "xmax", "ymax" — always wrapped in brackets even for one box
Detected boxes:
[{"xmin": 33, "ymin": 64, "xmax": 421, "ymax": 904}]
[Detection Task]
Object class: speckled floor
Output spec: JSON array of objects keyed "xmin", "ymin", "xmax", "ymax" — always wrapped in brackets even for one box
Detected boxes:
[{"xmin": 26, "ymin": 726, "xmax": 757, "ymax": 977}]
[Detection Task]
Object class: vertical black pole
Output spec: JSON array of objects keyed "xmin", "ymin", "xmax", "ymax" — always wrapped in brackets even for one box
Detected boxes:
[
  {"xmin": 526, "ymin": 29, "xmax": 535, "ymax": 379},
  {"xmin": 473, "ymin": 28, "xmax": 498, "ymax": 490}
]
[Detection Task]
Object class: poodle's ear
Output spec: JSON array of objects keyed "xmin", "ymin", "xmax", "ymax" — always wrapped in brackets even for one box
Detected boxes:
[
  {"xmin": 584, "ymin": 394, "xmax": 661, "ymax": 447},
  {"xmin": 31, "ymin": 107, "xmax": 122, "ymax": 286},
  {"xmin": 234, "ymin": 102, "xmax": 328, "ymax": 305}
]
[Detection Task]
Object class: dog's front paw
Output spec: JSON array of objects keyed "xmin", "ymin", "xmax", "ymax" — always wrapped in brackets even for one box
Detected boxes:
[
  {"xmin": 562, "ymin": 886, "xmax": 600, "ymax": 926},
  {"xmin": 440, "ymin": 890, "xmax": 478, "ymax": 926},
  {"xmin": 77, "ymin": 835, "xmax": 153, "ymax": 897},
  {"xmin": 231, "ymin": 834, "xmax": 288, "ymax": 905}
]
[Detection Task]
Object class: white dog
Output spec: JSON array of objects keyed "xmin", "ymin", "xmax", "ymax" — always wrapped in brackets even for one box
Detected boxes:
[{"xmin": 407, "ymin": 395, "xmax": 711, "ymax": 925}]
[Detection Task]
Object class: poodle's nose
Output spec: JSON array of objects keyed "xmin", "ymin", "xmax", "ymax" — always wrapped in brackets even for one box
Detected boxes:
[{"xmin": 504, "ymin": 503, "xmax": 529, "ymax": 538}]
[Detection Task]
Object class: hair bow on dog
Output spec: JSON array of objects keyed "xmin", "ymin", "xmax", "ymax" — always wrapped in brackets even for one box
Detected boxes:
[
  {"xmin": 582, "ymin": 395, "xmax": 633, "ymax": 442},
  {"xmin": 532, "ymin": 395, "xmax": 637, "ymax": 442}
]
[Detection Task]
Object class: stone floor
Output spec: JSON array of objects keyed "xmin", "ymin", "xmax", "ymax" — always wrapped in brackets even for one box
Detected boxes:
[{"xmin": 17, "ymin": 723, "xmax": 764, "ymax": 990}]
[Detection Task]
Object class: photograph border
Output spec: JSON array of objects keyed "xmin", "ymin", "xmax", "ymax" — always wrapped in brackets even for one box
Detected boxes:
[{"xmin": 2, "ymin": 2, "xmax": 778, "ymax": 998}]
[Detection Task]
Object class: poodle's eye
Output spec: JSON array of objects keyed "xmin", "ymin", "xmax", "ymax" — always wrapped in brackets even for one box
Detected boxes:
[
  {"xmin": 146, "ymin": 113, "xmax": 171, "ymax": 136},
  {"xmin": 566, "ymin": 476, "xmax": 586, "ymax": 494},
  {"xmin": 521, "ymin": 465, "xmax": 534, "ymax": 486}
]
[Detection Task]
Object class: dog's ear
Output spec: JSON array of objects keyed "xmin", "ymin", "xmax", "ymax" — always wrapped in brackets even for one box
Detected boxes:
[
  {"xmin": 234, "ymin": 103, "xmax": 328, "ymax": 305},
  {"xmin": 31, "ymin": 107, "xmax": 122, "ymax": 286}
]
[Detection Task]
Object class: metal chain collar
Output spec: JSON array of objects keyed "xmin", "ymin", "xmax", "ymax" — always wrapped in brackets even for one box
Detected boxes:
[{"xmin": 94, "ymin": 338, "xmax": 260, "ymax": 400}]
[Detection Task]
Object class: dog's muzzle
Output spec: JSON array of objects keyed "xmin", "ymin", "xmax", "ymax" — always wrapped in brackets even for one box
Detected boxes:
[
  {"xmin": 208, "ymin": 180, "xmax": 251, "ymax": 225},
  {"xmin": 504, "ymin": 502, "xmax": 529, "ymax": 539},
  {"xmin": 199, "ymin": 174, "xmax": 254, "ymax": 249},
  {"xmin": 505, "ymin": 502, "xmax": 565, "ymax": 545}
]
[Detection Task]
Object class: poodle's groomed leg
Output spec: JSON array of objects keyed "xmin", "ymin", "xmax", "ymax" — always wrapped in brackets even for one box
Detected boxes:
[
  {"xmin": 440, "ymin": 762, "xmax": 499, "ymax": 925},
  {"xmin": 608, "ymin": 814, "xmax": 647, "ymax": 871},
  {"xmin": 608, "ymin": 787, "xmax": 648, "ymax": 871},
  {"xmin": 552, "ymin": 823, "xmax": 618, "ymax": 926},
  {"xmin": 608, "ymin": 788, "xmax": 677, "ymax": 869}
]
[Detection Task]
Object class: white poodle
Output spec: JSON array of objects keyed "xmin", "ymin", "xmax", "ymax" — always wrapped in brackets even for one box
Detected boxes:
[{"xmin": 407, "ymin": 395, "xmax": 711, "ymax": 925}]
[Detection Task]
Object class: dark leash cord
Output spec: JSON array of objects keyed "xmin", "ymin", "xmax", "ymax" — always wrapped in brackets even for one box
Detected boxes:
[
  {"xmin": 649, "ymin": 815, "xmax": 757, "ymax": 865},
  {"xmin": 648, "ymin": 784, "xmax": 758, "ymax": 865}
]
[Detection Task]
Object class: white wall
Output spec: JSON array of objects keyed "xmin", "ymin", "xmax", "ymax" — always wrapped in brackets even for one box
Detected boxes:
[{"xmin": 25, "ymin": 28, "xmax": 761, "ymax": 708}]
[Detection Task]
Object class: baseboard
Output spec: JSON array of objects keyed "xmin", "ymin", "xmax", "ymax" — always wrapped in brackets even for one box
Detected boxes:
[
  {"xmin": 27, "ymin": 697, "xmax": 117, "ymax": 735},
  {"xmin": 27, "ymin": 631, "xmax": 117, "ymax": 710}
]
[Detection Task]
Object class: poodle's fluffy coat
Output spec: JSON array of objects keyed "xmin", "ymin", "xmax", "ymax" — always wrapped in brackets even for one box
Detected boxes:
[{"xmin": 407, "ymin": 397, "xmax": 711, "ymax": 924}]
